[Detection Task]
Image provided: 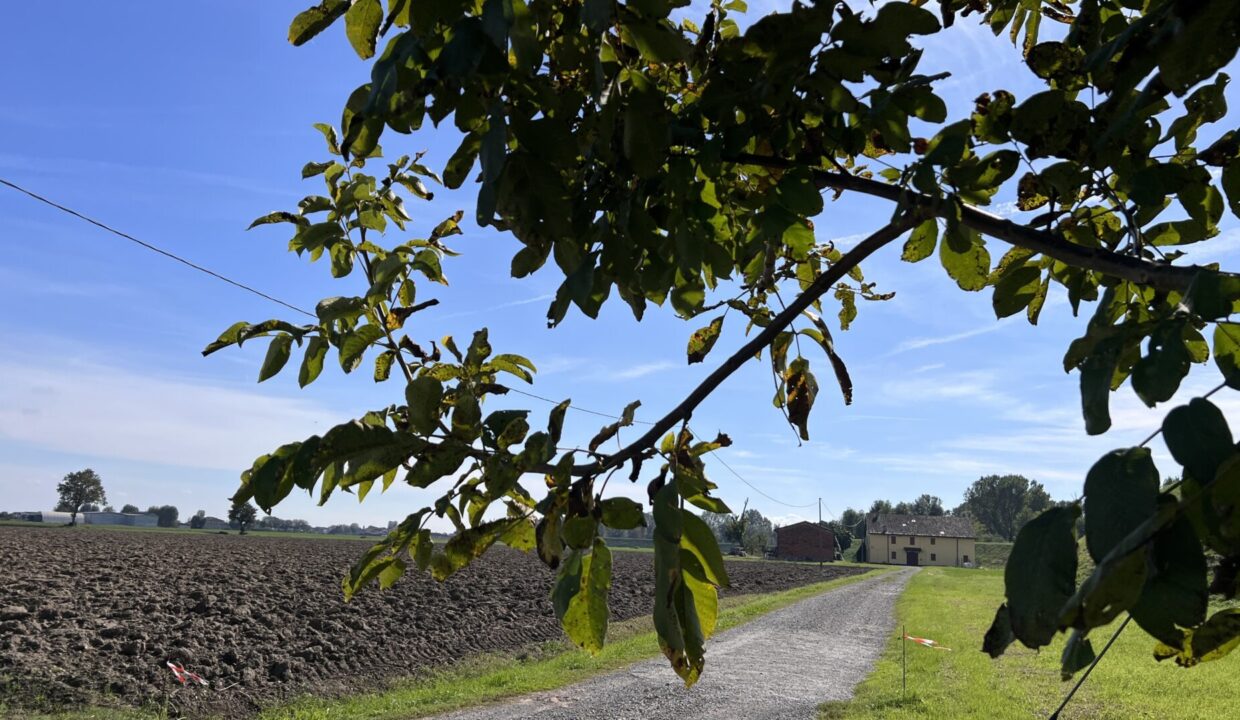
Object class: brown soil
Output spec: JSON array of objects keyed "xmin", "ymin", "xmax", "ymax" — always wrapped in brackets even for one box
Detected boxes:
[{"xmin": 0, "ymin": 525, "xmax": 862, "ymax": 718}]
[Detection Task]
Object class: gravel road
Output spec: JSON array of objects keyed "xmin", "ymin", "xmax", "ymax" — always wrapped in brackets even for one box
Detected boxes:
[{"xmin": 436, "ymin": 567, "xmax": 916, "ymax": 720}]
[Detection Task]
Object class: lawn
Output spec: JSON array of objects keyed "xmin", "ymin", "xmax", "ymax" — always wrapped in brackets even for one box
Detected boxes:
[
  {"xmin": 821, "ymin": 567, "xmax": 1240, "ymax": 720},
  {"xmin": 974, "ymin": 541, "xmax": 1012, "ymax": 568}
]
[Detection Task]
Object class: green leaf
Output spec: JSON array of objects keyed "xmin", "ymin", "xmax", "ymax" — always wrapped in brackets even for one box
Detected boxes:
[
  {"xmin": 1223, "ymin": 164, "xmax": 1240, "ymax": 219},
  {"xmin": 249, "ymin": 211, "xmax": 308, "ymax": 230},
  {"xmin": 560, "ymin": 538, "xmax": 612, "ymax": 654},
  {"xmin": 625, "ymin": 20, "xmax": 691, "ymax": 64},
  {"xmin": 901, "ymin": 219, "xmax": 937, "ymax": 262},
  {"xmin": 405, "ymin": 376, "xmax": 444, "ymax": 434},
  {"xmin": 680, "ymin": 509, "xmax": 730, "ymax": 588},
  {"xmin": 1083, "ymin": 448, "xmax": 1158, "ymax": 564},
  {"xmin": 1005, "ymin": 505, "xmax": 1079, "ymax": 649},
  {"xmin": 500, "ymin": 515, "xmax": 536, "ymax": 552},
  {"xmin": 339, "ymin": 324, "xmax": 384, "ymax": 372},
  {"xmin": 940, "ymin": 221, "xmax": 990, "ymax": 291},
  {"xmin": 259, "ymin": 335, "xmax": 294, "ymax": 383},
  {"xmin": 444, "ymin": 133, "xmax": 481, "ymax": 189},
  {"xmin": 289, "ymin": 0, "xmax": 349, "ymax": 46},
  {"xmin": 600, "ymin": 497, "xmax": 646, "ymax": 530},
  {"xmin": 431, "ymin": 519, "xmax": 508, "ymax": 580},
  {"xmin": 1215, "ymin": 324, "xmax": 1240, "ymax": 389},
  {"xmin": 1131, "ymin": 513, "xmax": 1208, "ymax": 649},
  {"xmin": 1162, "ymin": 398, "xmax": 1233, "ymax": 487},
  {"xmin": 562, "ymin": 515, "xmax": 598, "ymax": 549},
  {"xmin": 687, "ymin": 316, "xmax": 724, "ymax": 364},
  {"xmin": 1060, "ymin": 630, "xmax": 1096, "ymax": 680},
  {"xmin": 1060, "ymin": 547, "xmax": 1146, "ymax": 631},
  {"xmin": 299, "ymin": 336, "xmax": 329, "ymax": 387},
  {"xmin": 982, "ymin": 604, "xmax": 1015, "ymax": 658},
  {"xmin": 1155, "ymin": 609, "xmax": 1240, "ymax": 668},
  {"xmin": 992, "ymin": 265, "xmax": 1042, "ymax": 319}
]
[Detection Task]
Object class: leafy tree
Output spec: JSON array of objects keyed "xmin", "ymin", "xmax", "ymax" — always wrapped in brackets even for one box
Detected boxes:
[
  {"xmin": 960, "ymin": 475, "xmax": 1051, "ymax": 541},
  {"xmin": 102, "ymin": 505, "xmax": 115, "ymax": 513},
  {"xmin": 120, "ymin": 503, "xmax": 140, "ymax": 514},
  {"xmin": 840, "ymin": 507, "xmax": 866, "ymax": 538},
  {"xmin": 736, "ymin": 509, "xmax": 774, "ymax": 554},
  {"xmin": 820, "ymin": 520, "xmax": 853, "ymax": 551},
  {"xmin": 911, "ymin": 494, "xmax": 945, "ymax": 516},
  {"xmin": 55, "ymin": 469, "xmax": 106, "ymax": 526},
  {"xmin": 212, "ymin": 0, "xmax": 1240, "ymax": 683},
  {"xmin": 146, "ymin": 505, "xmax": 180, "ymax": 528},
  {"xmin": 229, "ymin": 501, "xmax": 257, "ymax": 535},
  {"xmin": 869, "ymin": 500, "xmax": 893, "ymax": 516},
  {"xmin": 190, "ymin": 510, "xmax": 207, "ymax": 530}
]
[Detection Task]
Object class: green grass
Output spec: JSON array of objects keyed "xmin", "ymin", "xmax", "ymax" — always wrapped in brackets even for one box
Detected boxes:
[
  {"xmin": 257, "ymin": 568, "xmax": 894, "ymax": 720},
  {"xmin": 820, "ymin": 567, "xmax": 1240, "ymax": 720},
  {"xmin": 974, "ymin": 541, "xmax": 1012, "ymax": 568}
]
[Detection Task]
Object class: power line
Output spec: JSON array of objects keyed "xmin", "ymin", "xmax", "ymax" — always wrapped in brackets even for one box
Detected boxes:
[
  {"xmin": 0, "ymin": 177, "xmax": 316, "ymax": 319},
  {"xmin": 1, "ymin": 176, "xmax": 826, "ymax": 512}
]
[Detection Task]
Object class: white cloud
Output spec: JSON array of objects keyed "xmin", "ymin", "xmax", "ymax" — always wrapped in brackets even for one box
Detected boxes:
[
  {"xmin": 0, "ymin": 357, "xmax": 344, "ymax": 472},
  {"xmin": 609, "ymin": 361, "xmax": 679, "ymax": 381},
  {"xmin": 886, "ymin": 319, "xmax": 1014, "ymax": 356}
]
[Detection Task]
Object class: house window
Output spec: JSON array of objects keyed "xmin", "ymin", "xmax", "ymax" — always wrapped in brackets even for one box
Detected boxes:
[
  {"xmin": 891, "ymin": 551, "xmax": 897, "ymax": 560},
  {"xmin": 890, "ymin": 535, "xmax": 896, "ymax": 544},
  {"xmin": 908, "ymin": 536, "xmax": 915, "ymax": 544},
  {"xmin": 930, "ymin": 537, "xmax": 936, "ymax": 545},
  {"xmin": 963, "ymin": 554, "xmax": 970, "ymax": 563},
  {"xmin": 930, "ymin": 553, "xmax": 937, "ymax": 561}
]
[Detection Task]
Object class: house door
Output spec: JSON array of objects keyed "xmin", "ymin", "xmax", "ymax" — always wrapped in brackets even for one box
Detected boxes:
[{"xmin": 906, "ymin": 550, "xmax": 919, "ymax": 566}]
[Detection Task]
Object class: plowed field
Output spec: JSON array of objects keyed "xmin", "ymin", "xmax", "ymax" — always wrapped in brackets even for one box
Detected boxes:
[{"xmin": 0, "ymin": 525, "xmax": 861, "ymax": 717}]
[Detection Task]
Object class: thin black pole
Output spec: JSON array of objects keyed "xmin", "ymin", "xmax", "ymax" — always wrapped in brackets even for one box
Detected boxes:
[{"xmin": 902, "ymin": 624, "xmax": 907, "ymax": 697}]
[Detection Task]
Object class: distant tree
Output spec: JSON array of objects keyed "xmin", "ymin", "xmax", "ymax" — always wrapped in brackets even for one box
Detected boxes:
[
  {"xmin": 120, "ymin": 503, "xmax": 140, "ymax": 514},
  {"xmin": 55, "ymin": 469, "xmax": 106, "ymax": 526},
  {"xmin": 736, "ymin": 509, "xmax": 774, "ymax": 554},
  {"xmin": 910, "ymin": 494, "xmax": 945, "ymax": 516},
  {"xmin": 840, "ymin": 508, "xmax": 866, "ymax": 538},
  {"xmin": 146, "ymin": 505, "xmax": 180, "ymax": 528},
  {"xmin": 102, "ymin": 505, "xmax": 115, "ymax": 513},
  {"xmin": 229, "ymin": 501, "xmax": 257, "ymax": 535},
  {"xmin": 80, "ymin": 503, "xmax": 101, "ymax": 513},
  {"xmin": 892, "ymin": 501, "xmax": 913, "ymax": 514},
  {"xmin": 869, "ymin": 500, "xmax": 893, "ymax": 515},
  {"xmin": 189, "ymin": 510, "xmax": 207, "ymax": 530},
  {"xmin": 960, "ymin": 475, "xmax": 1053, "ymax": 541},
  {"xmin": 820, "ymin": 520, "xmax": 853, "ymax": 551}
]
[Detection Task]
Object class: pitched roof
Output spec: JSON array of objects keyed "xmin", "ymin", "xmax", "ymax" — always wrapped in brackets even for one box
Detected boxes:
[
  {"xmin": 869, "ymin": 514, "xmax": 976, "ymax": 538},
  {"xmin": 777, "ymin": 520, "xmax": 832, "ymax": 533}
]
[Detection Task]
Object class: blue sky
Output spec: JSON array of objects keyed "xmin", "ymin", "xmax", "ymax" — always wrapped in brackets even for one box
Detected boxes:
[{"xmin": 2, "ymin": 2, "xmax": 1238, "ymax": 529}]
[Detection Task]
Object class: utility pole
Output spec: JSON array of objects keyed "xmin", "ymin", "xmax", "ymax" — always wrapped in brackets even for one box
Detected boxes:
[{"xmin": 818, "ymin": 497, "xmax": 823, "ymax": 569}]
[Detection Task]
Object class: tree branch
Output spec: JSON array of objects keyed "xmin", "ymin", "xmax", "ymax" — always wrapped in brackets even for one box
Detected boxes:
[
  {"xmin": 729, "ymin": 153, "xmax": 1221, "ymax": 293},
  {"xmin": 566, "ymin": 217, "xmax": 917, "ymax": 478}
]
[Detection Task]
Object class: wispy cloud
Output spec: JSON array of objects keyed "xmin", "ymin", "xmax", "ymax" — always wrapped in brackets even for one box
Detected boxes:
[
  {"xmin": 436, "ymin": 292, "xmax": 555, "ymax": 320},
  {"xmin": 886, "ymin": 319, "xmax": 1013, "ymax": 356},
  {"xmin": 610, "ymin": 361, "xmax": 679, "ymax": 381}
]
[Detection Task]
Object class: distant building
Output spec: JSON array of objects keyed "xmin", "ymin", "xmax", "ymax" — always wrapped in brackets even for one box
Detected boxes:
[
  {"xmin": 17, "ymin": 511, "xmax": 76, "ymax": 524},
  {"xmin": 863, "ymin": 514, "xmax": 977, "ymax": 567},
  {"xmin": 81, "ymin": 511, "xmax": 158, "ymax": 527},
  {"xmin": 198, "ymin": 516, "xmax": 230, "ymax": 530},
  {"xmin": 774, "ymin": 521, "xmax": 836, "ymax": 562}
]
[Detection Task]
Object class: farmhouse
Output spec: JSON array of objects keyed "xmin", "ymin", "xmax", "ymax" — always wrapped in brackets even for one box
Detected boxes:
[
  {"xmin": 863, "ymin": 514, "xmax": 976, "ymax": 567},
  {"xmin": 82, "ymin": 511, "xmax": 158, "ymax": 527},
  {"xmin": 774, "ymin": 521, "xmax": 835, "ymax": 562}
]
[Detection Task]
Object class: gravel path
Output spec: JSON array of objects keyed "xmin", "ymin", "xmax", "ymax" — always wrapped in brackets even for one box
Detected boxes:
[{"xmin": 436, "ymin": 567, "xmax": 916, "ymax": 720}]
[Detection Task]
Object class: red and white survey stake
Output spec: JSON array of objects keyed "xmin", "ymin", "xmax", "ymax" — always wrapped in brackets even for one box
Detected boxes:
[
  {"xmin": 166, "ymin": 662, "xmax": 209, "ymax": 686},
  {"xmin": 903, "ymin": 632, "xmax": 951, "ymax": 651}
]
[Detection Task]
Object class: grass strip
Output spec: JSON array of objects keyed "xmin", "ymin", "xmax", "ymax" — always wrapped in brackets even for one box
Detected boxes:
[{"xmin": 820, "ymin": 567, "xmax": 1240, "ymax": 720}]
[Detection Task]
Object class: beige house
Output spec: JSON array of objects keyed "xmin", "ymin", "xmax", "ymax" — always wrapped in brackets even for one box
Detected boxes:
[{"xmin": 863, "ymin": 514, "xmax": 976, "ymax": 567}]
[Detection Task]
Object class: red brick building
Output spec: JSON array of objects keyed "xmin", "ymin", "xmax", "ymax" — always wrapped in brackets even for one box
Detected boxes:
[{"xmin": 774, "ymin": 521, "xmax": 835, "ymax": 562}]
